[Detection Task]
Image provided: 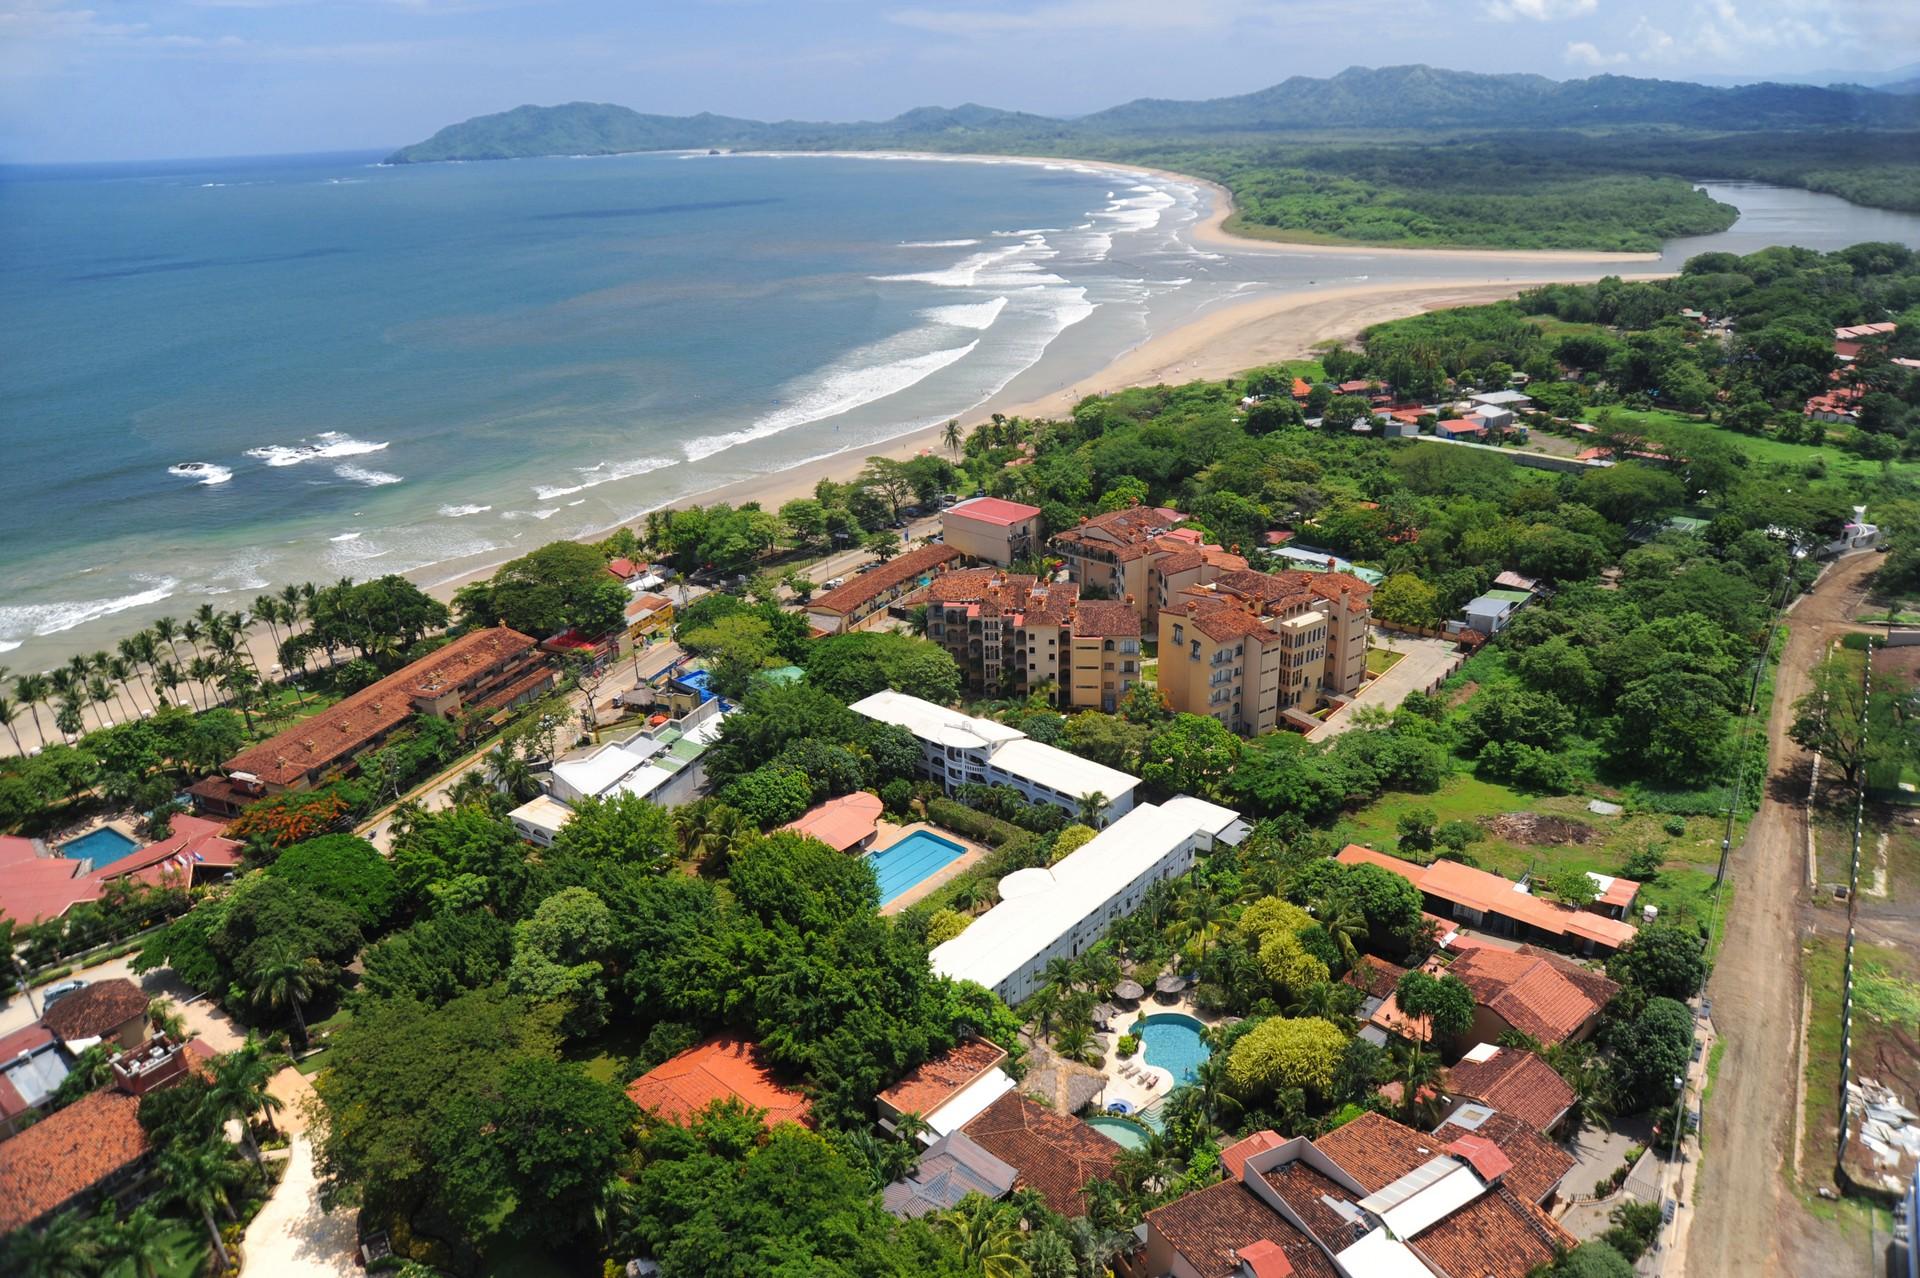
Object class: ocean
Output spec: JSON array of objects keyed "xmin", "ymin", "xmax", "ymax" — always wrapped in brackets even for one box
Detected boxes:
[{"xmin": 5, "ymin": 151, "xmax": 1920, "ymax": 671}]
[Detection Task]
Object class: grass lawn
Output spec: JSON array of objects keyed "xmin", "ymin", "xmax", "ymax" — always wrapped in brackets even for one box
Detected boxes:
[
  {"xmin": 102, "ymin": 1220, "xmax": 207, "ymax": 1278},
  {"xmin": 1597, "ymin": 406, "xmax": 1918, "ymax": 484},
  {"xmin": 1334, "ymin": 773, "xmax": 1736, "ymax": 945},
  {"xmin": 1365, "ymin": 646, "xmax": 1405, "ymax": 678},
  {"xmin": 566, "ymin": 1021, "xmax": 654, "ymax": 1086},
  {"xmin": 1802, "ymin": 935, "xmax": 1847, "ymax": 1186},
  {"xmin": 294, "ymin": 1006, "xmax": 353, "ymax": 1076}
]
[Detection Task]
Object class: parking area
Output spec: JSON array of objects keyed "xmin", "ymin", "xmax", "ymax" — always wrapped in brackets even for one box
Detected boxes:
[{"xmin": 1308, "ymin": 630, "xmax": 1463, "ymax": 741}]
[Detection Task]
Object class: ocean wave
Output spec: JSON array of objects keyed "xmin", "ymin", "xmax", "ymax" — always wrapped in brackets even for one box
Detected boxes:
[
  {"xmin": 0, "ymin": 640, "xmax": 18, "ymax": 653},
  {"xmin": 502, "ymin": 508, "xmax": 561, "ymax": 521},
  {"xmin": 533, "ymin": 454, "xmax": 675, "ymax": 501},
  {"xmin": 168, "ymin": 462, "xmax": 233, "ymax": 486},
  {"xmin": 921, "ymin": 297, "xmax": 1009, "ymax": 331},
  {"xmin": 872, "ymin": 243, "xmax": 1025, "ymax": 288},
  {"xmin": 1096, "ymin": 189, "xmax": 1176, "ymax": 235},
  {"xmin": 439, "ymin": 503, "xmax": 492, "ymax": 517},
  {"xmin": 0, "ymin": 577, "xmax": 179, "ymax": 643},
  {"xmin": 330, "ymin": 532, "xmax": 361, "ymax": 542},
  {"xmin": 335, "ymin": 464, "xmax": 401, "ymax": 486},
  {"xmin": 991, "ymin": 227, "xmax": 1063, "ymax": 237},
  {"xmin": 899, "ymin": 239, "xmax": 980, "ymax": 248},
  {"xmin": 246, "ymin": 431, "xmax": 390, "ymax": 467},
  {"xmin": 682, "ymin": 337, "xmax": 980, "ymax": 464}
]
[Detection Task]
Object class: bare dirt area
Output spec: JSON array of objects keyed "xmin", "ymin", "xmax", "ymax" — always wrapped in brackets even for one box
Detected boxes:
[
  {"xmin": 1687, "ymin": 551, "xmax": 1880, "ymax": 1278},
  {"xmin": 1484, "ymin": 813, "xmax": 1597, "ymax": 845}
]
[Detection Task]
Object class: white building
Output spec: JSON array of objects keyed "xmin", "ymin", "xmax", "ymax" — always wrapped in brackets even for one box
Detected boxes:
[
  {"xmin": 928, "ymin": 796, "xmax": 1243, "ymax": 1004},
  {"xmin": 849, "ymin": 689, "xmax": 1137, "ymax": 824},
  {"xmin": 509, "ymin": 698, "xmax": 730, "ymax": 844}
]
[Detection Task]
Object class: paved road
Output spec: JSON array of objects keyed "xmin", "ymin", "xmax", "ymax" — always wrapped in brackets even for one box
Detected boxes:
[
  {"xmin": 1688, "ymin": 550, "xmax": 1879, "ymax": 1278},
  {"xmin": 2, "ymin": 951, "xmax": 245, "ymax": 1047}
]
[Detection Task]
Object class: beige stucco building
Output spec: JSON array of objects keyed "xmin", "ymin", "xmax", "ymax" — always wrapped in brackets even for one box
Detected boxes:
[
  {"xmin": 1157, "ymin": 568, "xmax": 1373, "ymax": 734},
  {"xmin": 920, "ymin": 570, "xmax": 1143, "ymax": 711},
  {"xmin": 940, "ymin": 496, "xmax": 1043, "ymax": 566},
  {"xmin": 1050, "ymin": 505, "xmax": 1247, "ymax": 624}
]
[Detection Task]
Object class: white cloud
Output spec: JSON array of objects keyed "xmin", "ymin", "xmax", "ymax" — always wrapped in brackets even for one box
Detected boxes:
[
  {"xmin": 1624, "ymin": 0, "xmax": 1833, "ymax": 64},
  {"xmin": 1484, "ymin": 0, "xmax": 1596, "ymax": 21},
  {"xmin": 1564, "ymin": 39, "xmax": 1627, "ymax": 65}
]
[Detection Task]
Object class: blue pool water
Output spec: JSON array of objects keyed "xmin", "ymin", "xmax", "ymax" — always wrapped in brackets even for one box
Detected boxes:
[
  {"xmin": 60, "ymin": 827, "xmax": 141, "ymax": 870},
  {"xmin": 867, "ymin": 830, "xmax": 968, "ymax": 906},
  {"xmin": 1136, "ymin": 1013, "xmax": 1211, "ymax": 1085},
  {"xmin": 1087, "ymin": 1116, "xmax": 1148, "ymax": 1150}
]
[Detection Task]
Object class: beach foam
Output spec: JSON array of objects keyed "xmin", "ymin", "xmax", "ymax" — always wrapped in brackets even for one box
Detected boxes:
[
  {"xmin": 439, "ymin": 503, "xmax": 492, "ymax": 517},
  {"xmin": 0, "ymin": 577, "xmax": 179, "ymax": 643},
  {"xmin": 335, "ymin": 464, "xmax": 402, "ymax": 486},
  {"xmin": 682, "ymin": 337, "xmax": 980, "ymax": 464},
  {"xmin": 899, "ymin": 239, "xmax": 981, "ymax": 248},
  {"xmin": 533, "ymin": 454, "xmax": 674, "ymax": 501},
  {"xmin": 873, "ymin": 243, "xmax": 1025, "ymax": 287},
  {"xmin": 168, "ymin": 462, "xmax": 234, "ymax": 486},
  {"xmin": 330, "ymin": 532, "xmax": 361, "ymax": 542},
  {"xmin": 922, "ymin": 297, "xmax": 1009, "ymax": 330},
  {"xmin": 246, "ymin": 431, "xmax": 390, "ymax": 468}
]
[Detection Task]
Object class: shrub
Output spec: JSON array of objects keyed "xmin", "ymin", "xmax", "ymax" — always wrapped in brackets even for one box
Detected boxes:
[
  {"xmin": 1115, "ymin": 1034, "xmax": 1140, "ymax": 1058},
  {"xmin": 927, "ymin": 797, "xmax": 1025, "ymax": 847},
  {"xmin": 1662, "ymin": 815, "xmax": 1688, "ymax": 837},
  {"xmin": 926, "ymin": 909, "xmax": 972, "ymax": 945}
]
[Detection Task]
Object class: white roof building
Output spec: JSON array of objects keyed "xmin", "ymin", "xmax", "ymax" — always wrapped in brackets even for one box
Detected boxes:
[
  {"xmin": 849, "ymin": 690, "xmax": 1137, "ymax": 823},
  {"xmin": 929, "ymin": 798, "xmax": 1236, "ymax": 1004}
]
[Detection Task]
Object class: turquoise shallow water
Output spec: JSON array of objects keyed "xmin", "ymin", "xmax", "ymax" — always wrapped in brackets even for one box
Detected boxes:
[
  {"xmin": 868, "ymin": 829, "xmax": 967, "ymax": 905},
  {"xmin": 1136, "ymin": 1012, "xmax": 1210, "ymax": 1085},
  {"xmin": 4, "ymin": 154, "xmax": 1918, "ymax": 672}
]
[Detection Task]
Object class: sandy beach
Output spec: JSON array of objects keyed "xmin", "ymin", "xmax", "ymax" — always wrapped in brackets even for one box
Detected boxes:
[{"xmin": 1, "ymin": 155, "xmax": 1672, "ymax": 755}]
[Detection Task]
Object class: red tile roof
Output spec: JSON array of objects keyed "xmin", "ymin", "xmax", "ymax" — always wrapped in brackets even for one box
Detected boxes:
[
  {"xmin": 877, "ymin": 1038, "xmax": 1009, "ymax": 1122},
  {"xmin": 1408, "ymin": 1183, "xmax": 1576, "ymax": 1278},
  {"xmin": 961, "ymin": 1091, "xmax": 1117, "ymax": 1217},
  {"xmin": 1334, "ymin": 846, "xmax": 1637, "ymax": 952},
  {"xmin": 1312, "ymin": 1111, "xmax": 1437, "ymax": 1193},
  {"xmin": 1143, "ymin": 1179, "xmax": 1336, "ymax": 1278},
  {"xmin": 0, "ymin": 1090, "xmax": 148, "ymax": 1231},
  {"xmin": 947, "ymin": 496, "xmax": 1042, "ymax": 527},
  {"xmin": 606, "ymin": 557, "xmax": 641, "ymax": 581},
  {"xmin": 223, "ymin": 627, "xmax": 538, "ymax": 787},
  {"xmin": 85, "ymin": 816, "xmax": 242, "ymax": 892},
  {"xmin": 783, "ymin": 791, "xmax": 885, "ymax": 853},
  {"xmin": 0, "ymin": 854, "xmax": 98, "ymax": 925},
  {"xmin": 1436, "ymin": 1110, "xmax": 1574, "ymax": 1204},
  {"xmin": 1445, "ymin": 1132, "xmax": 1513, "ymax": 1184},
  {"xmin": 41, "ymin": 978, "xmax": 149, "ymax": 1044},
  {"xmin": 625, "ymin": 1036, "xmax": 812, "ymax": 1130},
  {"xmin": 1510, "ymin": 945, "xmax": 1622, "ymax": 1008},
  {"xmin": 1448, "ymin": 948, "xmax": 1603, "ymax": 1045},
  {"xmin": 808, "ymin": 544, "xmax": 961, "ymax": 618},
  {"xmin": 1445, "ymin": 1046, "xmax": 1576, "ymax": 1132},
  {"xmin": 1072, "ymin": 600, "xmax": 1142, "ymax": 639},
  {"xmin": 1221, "ymin": 1129, "xmax": 1286, "ymax": 1181},
  {"xmin": 1342, "ymin": 956, "xmax": 1409, "ymax": 1001}
]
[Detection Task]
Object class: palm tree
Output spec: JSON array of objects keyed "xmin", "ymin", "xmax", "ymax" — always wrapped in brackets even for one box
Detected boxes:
[
  {"xmin": 102, "ymin": 1204, "xmax": 171, "ymax": 1278},
  {"xmin": 1, "ymin": 1206, "xmax": 102, "ymax": 1278},
  {"xmin": 154, "ymin": 661, "xmax": 185, "ymax": 711},
  {"xmin": 1173, "ymin": 881, "xmax": 1228, "ymax": 963},
  {"xmin": 54, "ymin": 696, "xmax": 84, "ymax": 742},
  {"xmin": 1052, "ymin": 1023, "xmax": 1100, "ymax": 1066},
  {"xmin": 934, "ymin": 1194, "xmax": 1030, "ymax": 1278},
  {"xmin": 13, "ymin": 672, "xmax": 50, "ymax": 749},
  {"xmin": 892, "ymin": 1109, "xmax": 933, "ymax": 1147},
  {"xmin": 147, "ymin": 996, "xmax": 188, "ymax": 1041},
  {"xmin": 85, "ymin": 673, "xmax": 117, "ymax": 728},
  {"xmin": 219, "ymin": 664, "xmax": 260, "ymax": 734},
  {"xmin": 1387, "ymin": 1041, "xmax": 1444, "ymax": 1127},
  {"xmin": 1287, "ymin": 980, "xmax": 1345, "ymax": 1023},
  {"xmin": 1022, "ymin": 982, "xmax": 1062, "ymax": 1041},
  {"xmin": 0, "ymin": 696, "xmax": 21, "ymax": 755},
  {"xmin": 248, "ymin": 945, "xmax": 323, "ymax": 1047},
  {"xmin": 208, "ymin": 1037, "xmax": 284, "ymax": 1164},
  {"xmin": 253, "ymin": 595, "xmax": 285, "ymax": 659},
  {"xmin": 1074, "ymin": 790, "xmax": 1109, "ymax": 829},
  {"xmin": 188, "ymin": 656, "xmax": 220, "ymax": 709},
  {"xmin": 107, "ymin": 656, "xmax": 143, "ymax": 720},
  {"xmin": 115, "ymin": 640, "xmax": 152, "ymax": 715},
  {"xmin": 1316, "ymin": 894, "xmax": 1369, "ymax": 974},
  {"xmin": 1042, "ymin": 956, "xmax": 1080, "ymax": 995},
  {"xmin": 129, "ymin": 632, "xmax": 166, "ymax": 711},
  {"xmin": 158, "ymin": 1141, "xmax": 244, "ymax": 1271},
  {"xmin": 942, "ymin": 418, "xmax": 964, "ymax": 457}
]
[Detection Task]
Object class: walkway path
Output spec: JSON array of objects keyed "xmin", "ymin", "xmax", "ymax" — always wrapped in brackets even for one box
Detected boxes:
[
  {"xmin": 1308, "ymin": 630, "xmax": 1460, "ymax": 741},
  {"xmin": 1687, "ymin": 550, "xmax": 1879, "ymax": 1278},
  {"xmin": 241, "ymin": 1069, "xmax": 358, "ymax": 1278}
]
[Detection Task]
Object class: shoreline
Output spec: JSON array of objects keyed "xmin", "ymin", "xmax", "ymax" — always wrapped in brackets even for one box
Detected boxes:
[{"xmin": 0, "ymin": 151, "xmax": 1671, "ymax": 708}]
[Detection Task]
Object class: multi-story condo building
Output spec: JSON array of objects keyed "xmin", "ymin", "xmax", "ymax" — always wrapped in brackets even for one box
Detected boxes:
[
  {"xmin": 1157, "ymin": 568, "xmax": 1373, "ymax": 735},
  {"xmin": 919, "ymin": 571, "xmax": 1143, "ymax": 711},
  {"xmin": 1049, "ymin": 504, "xmax": 1246, "ymax": 624},
  {"xmin": 940, "ymin": 496, "xmax": 1043, "ymax": 567}
]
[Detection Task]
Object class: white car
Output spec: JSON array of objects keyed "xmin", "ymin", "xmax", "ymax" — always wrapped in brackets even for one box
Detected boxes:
[{"xmin": 822, "ymin": 576, "xmax": 846, "ymax": 590}]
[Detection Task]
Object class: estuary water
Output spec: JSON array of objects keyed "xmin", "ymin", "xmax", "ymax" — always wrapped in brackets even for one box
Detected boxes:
[{"xmin": 3, "ymin": 151, "xmax": 1917, "ymax": 671}]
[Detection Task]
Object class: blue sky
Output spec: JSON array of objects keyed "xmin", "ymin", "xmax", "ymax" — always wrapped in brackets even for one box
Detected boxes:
[{"xmin": 1, "ymin": 0, "xmax": 1914, "ymax": 161}]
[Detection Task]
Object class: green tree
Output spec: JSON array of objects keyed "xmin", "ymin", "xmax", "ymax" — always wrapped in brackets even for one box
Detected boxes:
[
  {"xmin": 508, "ymin": 886, "xmax": 617, "ymax": 1037},
  {"xmin": 549, "ymin": 791, "xmax": 675, "ymax": 865},
  {"xmin": 1224, "ymin": 1016, "xmax": 1347, "ymax": 1098},
  {"xmin": 681, "ymin": 612, "xmax": 780, "ymax": 699},
  {"xmin": 1608, "ymin": 923, "xmax": 1709, "ymax": 1000},
  {"xmin": 1142, "ymin": 713, "xmax": 1241, "ymax": 797},
  {"xmin": 157, "ymin": 1140, "xmax": 246, "ymax": 1270},
  {"xmin": 248, "ymin": 945, "xmax": 326, "ymax": 1047},
  {"xmin": 1393, "ymin": 969, "xmax": 1476, "ymax": 1042},
  {"xmin": 265, "ymin": 834, "xmax": 398, "ymax": 930}
]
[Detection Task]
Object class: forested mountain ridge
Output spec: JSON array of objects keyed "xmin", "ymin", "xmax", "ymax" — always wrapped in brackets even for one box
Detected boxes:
[{"xmin": 385, "ymin": 64, "xmax": 1920, "ymax": 164}]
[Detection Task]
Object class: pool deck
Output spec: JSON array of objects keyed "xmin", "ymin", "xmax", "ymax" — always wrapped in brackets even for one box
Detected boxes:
[
  {"xmin": 873, "ymin": 819, "xmax": 988, "ymax": 916},
  {"xmin": 1095, "ymin": 994, "xmax": 1222, "ymax": 1114},
  {"xmin": 55, "ymin": 817, "xmax": 143, "ymax": 869}
]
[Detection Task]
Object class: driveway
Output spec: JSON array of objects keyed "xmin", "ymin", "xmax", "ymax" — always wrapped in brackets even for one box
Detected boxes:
[
  {"xmin": 1308, "ymin": 631, "xmax": 1461, "ymax": 741},
  {"xmin": 3, "ymin": 950, "xmax": 245, "ymax": 1049}
]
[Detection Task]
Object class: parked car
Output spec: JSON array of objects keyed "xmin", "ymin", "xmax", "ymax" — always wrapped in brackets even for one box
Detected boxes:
[
  {"xmin": 822, "ymin": 576, "xmax": 846, "ymax": 590},
  {"xmin": 41, "ymin": 979, "xmax": 87, "ymax": 1009}
]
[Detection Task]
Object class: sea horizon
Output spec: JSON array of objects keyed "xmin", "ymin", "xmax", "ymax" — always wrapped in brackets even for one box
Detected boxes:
[{"xmin": 5, "ymin": 150, "xmax": 1920, "ymax": 674}]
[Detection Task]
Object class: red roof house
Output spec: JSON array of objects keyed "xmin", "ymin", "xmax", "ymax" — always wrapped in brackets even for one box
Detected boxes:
[
  {"xmin": 960, "ymin": 1092, "xmax": 1117, "ymax": 1217},
  {"xmin": 0, "ymin": 1090, "xmax": 149, "ymax": 1232},
  {"xmin": 625, "ymin": 1036, "xmax": 813, "ymax": 1130}
]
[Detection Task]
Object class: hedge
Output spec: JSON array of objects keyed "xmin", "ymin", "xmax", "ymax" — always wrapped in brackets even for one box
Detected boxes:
[{"xmin": 926, "ymin": 798, "xmax": 1026, "ymax": 848}]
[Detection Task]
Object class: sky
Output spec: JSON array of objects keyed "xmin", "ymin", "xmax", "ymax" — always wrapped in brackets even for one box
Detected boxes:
[{"xmin": 1, "ymin": 0, "xmax": 1915, "ymax": 162}]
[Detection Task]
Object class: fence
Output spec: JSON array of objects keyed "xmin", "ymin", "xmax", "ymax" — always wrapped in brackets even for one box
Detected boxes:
[{"xmin": 1837, "ymin": 646, "xmax": 1871, "ymax": 1175}]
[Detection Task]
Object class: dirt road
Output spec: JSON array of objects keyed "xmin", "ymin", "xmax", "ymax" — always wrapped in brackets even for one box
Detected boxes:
[{"xmin": 1687, "ymin": 551, "xmax": 1880, "ymax": 1278}]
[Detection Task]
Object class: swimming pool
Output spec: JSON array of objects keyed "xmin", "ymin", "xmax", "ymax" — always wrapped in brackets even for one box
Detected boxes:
[
  {"xmin": 60, "ymin": 827, "xmax": 141, "ymax": 871},
  {"xmin": 1135, "ymin": 1012, "xmax": 1211, "ymax": 1086},
  {"xmin": 867, "ymin": 830, "xmax": 968, "ymax": 906},
  {"xmin": 1086, "ymin": 1116, "xmax": 1149, "ymax": 1150}
]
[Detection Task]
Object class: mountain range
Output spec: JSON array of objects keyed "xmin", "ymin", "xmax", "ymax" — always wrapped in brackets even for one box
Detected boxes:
[{"xmin": 386, "ymin": 64, "xmax": 1920, "ymax": 164}]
